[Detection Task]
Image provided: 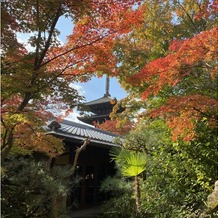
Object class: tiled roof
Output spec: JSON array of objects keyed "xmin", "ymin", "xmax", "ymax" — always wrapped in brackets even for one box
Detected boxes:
[
  {"xmin": 77, "ymin": 114, "xmax": 109, "ymax": 121},
  {"xmin": 84, "ymin": 96, "xmax": 112, "ymax": 106},
  {"xmin": 46, "ymin": 119, "xmax": 120, "ymax": 148}
]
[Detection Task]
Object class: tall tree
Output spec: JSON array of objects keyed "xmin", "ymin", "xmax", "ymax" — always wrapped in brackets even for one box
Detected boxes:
[
  {"xmin": 113, "ymin": 0, "xmax": 218, "ymax": 141},
  {"xmin": 1, "ymin": 0, "xmax": 145, "ymax": 161}
]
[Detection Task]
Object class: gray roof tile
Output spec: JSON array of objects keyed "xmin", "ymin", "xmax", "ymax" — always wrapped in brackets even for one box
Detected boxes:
[
  {"xmin": 84, "ymin": 96, "xmax": 112, "ymax": 105},
  {"xmin": 46, "ymin": 119, "xmax": 120, "ymax": 147}
]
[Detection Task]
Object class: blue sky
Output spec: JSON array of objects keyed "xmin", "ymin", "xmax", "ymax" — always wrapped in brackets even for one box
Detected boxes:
[
  {"xmin": 57, "ymin": 17, "xmax": 126, "ymax": 102},
  {"xmin": 75, "ymin": 76, "xmax": 127, "ymax": 102},
  {"xmin": 56, "ymin": 17, "xmax": 127, "ymax": 121}
]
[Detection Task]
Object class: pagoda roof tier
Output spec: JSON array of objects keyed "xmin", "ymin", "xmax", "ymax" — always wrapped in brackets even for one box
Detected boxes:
[
  {"xmin": 84, "ymin": 95, "xmax": 114, "ymax": 106},
  {"xmin": 79, "ymin": 95, "xmax": 117, "ymax": 114},
  {"xmin": 77, "ymin": 114, "xmax": 110, "ymax": 125}
]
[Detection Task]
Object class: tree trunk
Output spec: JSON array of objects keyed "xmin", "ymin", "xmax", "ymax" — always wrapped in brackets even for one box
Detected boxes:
[
  {"xmin": 1, "ymin": 130, "xmax": 14, "ymax": 163},
  {"xmin": 50, "ymin": 138, "xmax": 90, "ymax": 217},
  {"xmin": 51, "ymin": 197, "xmax": 59, "ymax": 218},
  {"xmin": 51, "ymin": 195, "xmax": 67, "ymax": 218},
  {"xmin": 71, "ymin": 138, "xmax": 90, "ymax": 173},
  {"xmin": 135, "ymin": 175, "xmax": 141, "ymax": 217}
]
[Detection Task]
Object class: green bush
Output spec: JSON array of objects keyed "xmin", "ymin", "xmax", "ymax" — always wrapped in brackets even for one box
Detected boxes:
[
  {"xmin": 99, "ymin": 121, "xmax": 217, "ymax": 218},
  {"xmin": 100, "ymin": 174, "xmax": 147, "ymax": 218},
  {"xmin": 1, "ymin": 156, "xmax": 80, "ymax": 217}
]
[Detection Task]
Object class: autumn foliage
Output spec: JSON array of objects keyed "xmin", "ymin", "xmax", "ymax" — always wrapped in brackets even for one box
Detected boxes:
[
  {"xmin": 47, "ymin": 3, "xmax": 145, "ymax": 77},
  {"xmin": 1, "ymin": 0, "xmax": 144, "ymax": 161},
  {"xmin": 1, "ymin": 0, "xmax": 218, "ymax": 160},
  {"xmin": 129, "ymin": 27, "xmax": 218, "ymax": 99},
  {"xmin": 1, "ymin": 1, "xmax": 218, "ymax": 217},
  {"xmin": 120, "ymin": 1, "xmax": 218, "ymax": 141},
  {"xmin": 149, "ymin": 95, "xmax": 218, "ymax": 141},
  {"xmin": 130, "ymin": 26, "xmax": 217, "ymax": 140},
  {"xmin": 93, "ymin": 119, "xmax": 134, "ymax": 135}
]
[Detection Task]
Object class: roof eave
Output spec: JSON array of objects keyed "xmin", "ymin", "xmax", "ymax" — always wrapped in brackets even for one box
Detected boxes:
[{"xmin": 47, "ymin": 130, "xmax": 121, "ymax": 149}]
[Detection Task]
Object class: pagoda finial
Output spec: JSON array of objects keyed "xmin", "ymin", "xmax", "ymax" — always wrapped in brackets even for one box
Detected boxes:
[{"xmin": 104, "ymin": 75, "xmax": 110, "ymax": 97}]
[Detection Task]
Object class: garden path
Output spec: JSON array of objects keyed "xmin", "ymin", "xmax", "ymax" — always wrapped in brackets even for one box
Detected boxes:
[{"xmin": 71, "ymin": 205, "xmax": 101, "ymax": 218}]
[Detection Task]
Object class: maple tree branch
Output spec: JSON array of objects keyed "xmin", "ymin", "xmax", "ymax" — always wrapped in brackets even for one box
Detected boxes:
[
  {"xmin": 193, "ymin": 0, "xmax": 202, "ymax": 11},
  {"xmin": 71, "ymin": 138, "xmax": 91, "ymax": 173},
  {"xmin": 1, "ymin": 115, "xmax": 8, "ymax": 130},
  {"xmin": 1, "ymin": 130, "xmax": 8, "ymax": 150},
  {"xmin": 23, "ymin": 122, "xmax": 39, "ymax": 136},
  {"xmin": 36, "ymin": 6, "xmax": 62, "ymax": 69},
  {"xmin": 1, "ymin": 62, "xmax": 16, "ymax": 73},
  {"xmin": 177, "ymin": 1, "xmax": 200, "ymax": 34},
  {"xmin": 54, "ymin": 56, "xmax": 88, "ymax": 76},
  {"xmin": 33, "ymin": 57, "xmax": 89, "ymax": 95},
  {"xmin": 40, "ymin": 33, "xmax": 111, "ymax": 68},
  {"xmin": 1, "ymin": 124, "xmax": 17, "ymax": 163},
  {"xmin": 1, "ymin": 116, "xmax": 9, "ymax": 150},
  {"xmin": 193, "ymin": 107, "xmax": 213, "ymax": 119},
  {"xmin": 17, "ymin": 92, "xmax": 32, "ymax": 111},
  {"xmin": 23, "ymin": 123, "xmax": 58, "ymax": 146},
  {"xmin": 34, "ymin": 0, "xmax": 41, "ymax": 68},
  {"xmin": 54, "ymin": 56, "xmax": 91, "ymax": 77}
]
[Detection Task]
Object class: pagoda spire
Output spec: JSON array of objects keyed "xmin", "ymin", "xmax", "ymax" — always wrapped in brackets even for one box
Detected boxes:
[{"xmin": 104, "ymin": 75, "xmax": 110, "ymax": 97}]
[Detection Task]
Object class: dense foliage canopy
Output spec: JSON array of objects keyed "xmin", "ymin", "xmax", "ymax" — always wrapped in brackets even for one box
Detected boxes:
[
  {"xmin": 1, "ymin": 0, "xmax": 217, "ymax": 217},
  {"xmin": 1, "ymin": 0, "xmax": 144, "ymax": 160}
]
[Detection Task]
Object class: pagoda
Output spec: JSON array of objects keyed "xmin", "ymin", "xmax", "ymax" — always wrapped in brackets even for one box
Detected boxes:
[{"xmin": 77, "ymin": 76, "xmax": 118, "ymax": 125}]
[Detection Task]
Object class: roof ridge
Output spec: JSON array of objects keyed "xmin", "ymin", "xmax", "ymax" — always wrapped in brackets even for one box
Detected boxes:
[
  {"xmin": 60, "ymin": 119, "xmax": 120, "ymax": 137},
  {"xmin": 84, "ymin": 95, "xmax": 113, "ymax": 105}
]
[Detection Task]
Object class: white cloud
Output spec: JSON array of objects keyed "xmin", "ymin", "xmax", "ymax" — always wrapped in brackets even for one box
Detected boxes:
[
  {"xmin": 17, "ymin": 33, "xmax": 64, "ymax": 52},
  {"xmin": 17, "ymin": 33, "xmax": 35, "ymax": 52},
  {"xmin": 65, "ymin": 110, "xmax": 81, "ymax": 122},
  {"xmin": 65, "ymin": 109, "xmax": 94, "ymax": 127},
  {"xmin": 70, "ymin": 83, "xmax": 86, "ymax": 96}
]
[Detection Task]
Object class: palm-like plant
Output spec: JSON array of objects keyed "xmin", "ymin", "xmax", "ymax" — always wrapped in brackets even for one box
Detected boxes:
[{"xmin": 110, "ymin": 148, "xmax": 147, "ymax": 217}]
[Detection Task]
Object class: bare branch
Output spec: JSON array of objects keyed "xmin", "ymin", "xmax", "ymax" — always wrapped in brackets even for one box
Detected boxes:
[
  {"xmin": 40, "ymin": 33, "xmax": 111, "ymax": 68},
  {"xmin": 71, "ymin": 138, "xmax": 91, "ymax": 173}
]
